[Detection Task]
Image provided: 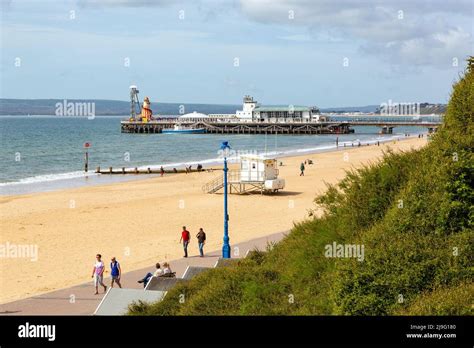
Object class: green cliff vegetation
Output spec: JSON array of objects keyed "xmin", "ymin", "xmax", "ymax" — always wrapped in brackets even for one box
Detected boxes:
[{"xmin": 129, "ymin": 58, "xmax": 473, "ymax": 316}]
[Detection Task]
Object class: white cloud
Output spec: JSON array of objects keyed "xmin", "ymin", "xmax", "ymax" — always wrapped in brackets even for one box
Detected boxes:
[
  {"xmin": 372, "ymin": 27, "xmax": 472, "ymax": 66},
  {"xmin": 239, "ymin": 0, "xmax": 474, "ymax": 68}
]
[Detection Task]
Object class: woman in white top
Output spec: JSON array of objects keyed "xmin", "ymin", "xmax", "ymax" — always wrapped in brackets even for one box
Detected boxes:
[
  {"xmin": 91, "ymin": 254, "xmax": 107, "ymax": 295},
  {"xmin": 162, "ymin": 262, "xmax": 172, "ymax": 275}
]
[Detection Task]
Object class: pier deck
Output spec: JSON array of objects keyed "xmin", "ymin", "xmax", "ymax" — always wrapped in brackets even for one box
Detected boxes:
[
  {"xmin": 121, "ymin": 120, "xmax": 353, "ymax": 135},
  {"xmin": 121, "ymin": 119, "xmax": 441, "ymax": 135}
]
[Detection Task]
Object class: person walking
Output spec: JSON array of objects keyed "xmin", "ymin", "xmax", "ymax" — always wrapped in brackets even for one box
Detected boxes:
[
  {"xmin": 300, "ymin": 162, "xmax": 305, "ymax": 176},
  {"xmin": 110, "ymin": 257, "xmax": 122, "ymax": 288},
  {"xmin": 179, "ymin": 226, "xmax": 191, "ymax": 258},
  {"xmin": 92, "ymin": 254, "xmax": 107, "ymax": 295},
  {"xmin": 196, "ymin": 228, "xmax": 206, "ymax": 257}
]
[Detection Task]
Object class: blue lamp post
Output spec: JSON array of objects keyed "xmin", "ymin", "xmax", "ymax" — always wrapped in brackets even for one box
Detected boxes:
[{"xmin": 220, "ymin": 141, "xmax": 231, "ymax": 258}]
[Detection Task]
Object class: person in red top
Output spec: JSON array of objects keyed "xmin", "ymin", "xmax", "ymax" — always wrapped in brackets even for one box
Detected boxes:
[{"xmin": 179, "ymin": 226, "xmax": 191, "ymax": 258}]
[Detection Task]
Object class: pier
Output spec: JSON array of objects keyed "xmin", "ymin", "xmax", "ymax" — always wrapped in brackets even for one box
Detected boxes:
[
  {"xmin": 120, "ymin": 90, "xmax": 442, "ymax": 135},
  {"xmin": 120, "ymin": 118, "xmax": 441, "ymax": 135},
  {"xmin": 121, "ymin": 120, "xmax": 354, "ymax": 135}
]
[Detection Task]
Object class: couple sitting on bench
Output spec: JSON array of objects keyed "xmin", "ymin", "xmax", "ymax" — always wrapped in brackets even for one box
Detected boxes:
[{"xmin": 138, "ymin": 262, "xmax": 175, "ymax": 288}]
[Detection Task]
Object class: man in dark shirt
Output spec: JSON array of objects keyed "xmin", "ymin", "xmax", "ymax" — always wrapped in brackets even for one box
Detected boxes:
[
  {"xmin": 179, "ymin": 226, "xmax": 191, "ymax": 258},
  {"xmin": 196, "ymin": 228, "xmax": 207, "ymax": 257}
]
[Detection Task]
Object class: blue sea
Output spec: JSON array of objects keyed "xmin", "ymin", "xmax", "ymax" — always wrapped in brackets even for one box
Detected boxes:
[{"xmin": 0, "ymin": 116, "xmax": 427, "ymax": 195}]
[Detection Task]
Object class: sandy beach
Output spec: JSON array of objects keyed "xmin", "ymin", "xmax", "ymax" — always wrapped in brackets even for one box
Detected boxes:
[{"xmin": 0, "ymin": 137, "xmax": 427, "ymax": 304}]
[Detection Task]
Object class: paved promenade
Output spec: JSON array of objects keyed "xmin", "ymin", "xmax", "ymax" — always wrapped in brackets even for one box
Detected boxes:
[{"xmin": 0, "ymin": 232, "xmax": 286, "ymax": 315}]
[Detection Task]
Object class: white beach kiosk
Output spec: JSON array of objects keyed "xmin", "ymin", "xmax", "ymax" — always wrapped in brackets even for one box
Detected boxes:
[{"xmin": 203, "ymin": 154, "xmax": 285, "ymax": 194}]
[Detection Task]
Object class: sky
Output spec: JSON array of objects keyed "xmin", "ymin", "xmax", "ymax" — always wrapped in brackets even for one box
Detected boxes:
[{"xmin": 1, "ymin": 0, "xmax": 473, "ymax": 107}]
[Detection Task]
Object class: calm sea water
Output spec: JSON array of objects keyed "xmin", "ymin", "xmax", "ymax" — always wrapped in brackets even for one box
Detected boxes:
[{"xmin": 0, "ymin": 116, "xmax": 426, "ymax": 195}]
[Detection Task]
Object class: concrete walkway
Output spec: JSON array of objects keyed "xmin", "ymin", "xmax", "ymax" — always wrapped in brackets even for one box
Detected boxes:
[{"xmin": 0, "ymin": 231, "xmax": 286, "ymax": 315}]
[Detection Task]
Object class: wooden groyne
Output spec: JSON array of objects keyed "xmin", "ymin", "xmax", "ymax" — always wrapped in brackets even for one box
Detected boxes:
[{"xmin": 95, "ymin": 166, "xmax": 215, "ymax": 175}]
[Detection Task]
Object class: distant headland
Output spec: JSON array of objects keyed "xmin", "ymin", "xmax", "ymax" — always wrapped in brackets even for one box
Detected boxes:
[{"xmin": 0, "ymin": 98, "xmax": 445, "ymax": 116}]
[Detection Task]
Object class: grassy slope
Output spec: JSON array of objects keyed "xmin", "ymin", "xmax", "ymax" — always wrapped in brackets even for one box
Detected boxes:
[{"xmin": 129, "ymin": 59, "xmax": 473, "ymax": 316}]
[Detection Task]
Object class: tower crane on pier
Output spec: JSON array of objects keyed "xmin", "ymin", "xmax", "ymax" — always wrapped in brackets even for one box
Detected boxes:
[{"xmin": 129, "ymin": 85, "xmax": 154, "ymax": 122}]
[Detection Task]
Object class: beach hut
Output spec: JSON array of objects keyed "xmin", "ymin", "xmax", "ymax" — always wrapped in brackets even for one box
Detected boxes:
[
  {"xmin": 240, "ymin": 154, "xmax": 279, "ymax": 182},
  {"xmin": 202, "ymin": 154, "xmax": 285, "ymax": 194}
]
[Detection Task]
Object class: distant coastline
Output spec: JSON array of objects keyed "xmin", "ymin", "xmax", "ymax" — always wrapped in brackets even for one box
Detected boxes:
[
  {"xmin": 0, "ymin": 98, "xmax": 389, "ymax": 116},
  {"xmin": 0, "ymin": 98, "xmax": 446, "ymax": 117},
  {"xmin": 0, "ymin": 98, "xmax": 241, "ymax": 116}
]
